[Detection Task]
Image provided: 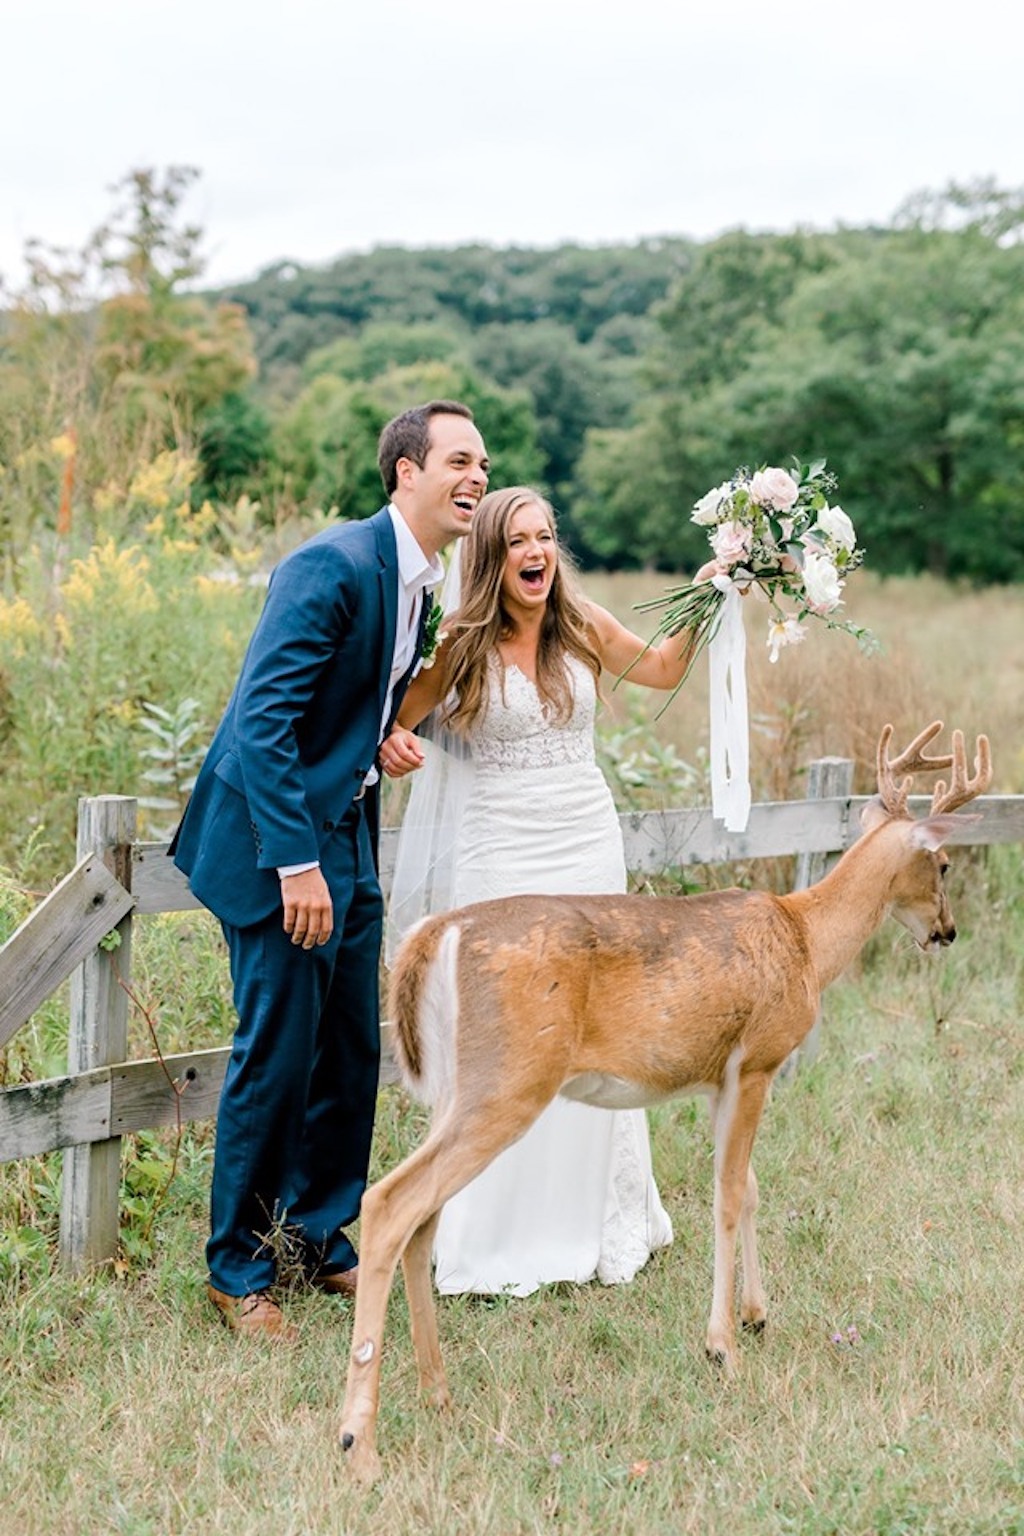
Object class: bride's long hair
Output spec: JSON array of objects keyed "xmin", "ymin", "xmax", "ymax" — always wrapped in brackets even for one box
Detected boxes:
[{"xmin": 441, "ymin": 487, "xmax": 603, "ymax": 733}]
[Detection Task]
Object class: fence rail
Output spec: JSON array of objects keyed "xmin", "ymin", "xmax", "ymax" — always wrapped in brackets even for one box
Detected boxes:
[{"xmin": 2, "ymin": 779, "xmax": 1022, "ymax": 1270}]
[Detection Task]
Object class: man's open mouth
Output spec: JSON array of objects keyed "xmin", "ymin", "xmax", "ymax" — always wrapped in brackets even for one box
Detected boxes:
[{"xmin": 453, "ymin": 495, "xmax": 476, "ymax": 513}]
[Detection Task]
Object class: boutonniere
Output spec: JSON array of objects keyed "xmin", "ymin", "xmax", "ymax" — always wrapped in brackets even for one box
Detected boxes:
[{"xmin": 419, "ymin": 596, "xmax": 447, "ymax": 670}]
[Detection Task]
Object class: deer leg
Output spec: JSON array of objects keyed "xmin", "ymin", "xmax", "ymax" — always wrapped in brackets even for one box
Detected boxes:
[
  {"xmin": 401, "ymin": 1209, "xmax": 448, "ymax": 1408},
  {"xmin": 738, "ymin": 1163, "xmax": 766, "ymax": 1333},
  {"xmin": 339, "ymin": 1093, "xmax": 553, "ymax": 1482},
  {"xmin": 706, "ymin": 1067, "xmax": 770, "ymax": 1370}
]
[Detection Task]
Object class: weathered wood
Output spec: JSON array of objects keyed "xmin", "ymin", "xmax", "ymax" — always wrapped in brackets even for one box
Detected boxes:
[
  {"xmin": 794, "ymin": 760, "xmax": 855, "ymax": 891},
  {"xmin": 0, "ymin": 855, "xmax": 134, "ymax": 1050},
  {"xmin": 848, "ymin": 794, "xmax": 1024, "ymax": 848},
  {"xmin": 0, "ymin": 1069, "xmax": 112, "ymax": 1161},
  {"xmin": 60, "ymin": 797, "xmax": 136, "ymax": 1273},
  {"xmin": 131, "ymin": 794, "xmax": 1022, "ymax": 916},
  {"xmin": 131, "ymin": 842, "xmax": 202, "ymax": 915}
]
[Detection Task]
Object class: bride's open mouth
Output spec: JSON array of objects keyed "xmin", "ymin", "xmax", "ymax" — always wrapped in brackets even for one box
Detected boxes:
[{"xmin": 519, "ymin": 564, "xmax": 547, "ymax": 590}]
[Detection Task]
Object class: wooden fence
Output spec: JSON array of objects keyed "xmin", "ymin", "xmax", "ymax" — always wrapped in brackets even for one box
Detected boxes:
[{"xmin": 2, "ymin": 770, "xmax": 1022, "ymax": 1274}]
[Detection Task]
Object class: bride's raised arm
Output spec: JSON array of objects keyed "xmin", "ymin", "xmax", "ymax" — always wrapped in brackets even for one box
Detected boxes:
[{"xmin": 585, "ymin": 601, "xmax": 697, "ymax": 692}]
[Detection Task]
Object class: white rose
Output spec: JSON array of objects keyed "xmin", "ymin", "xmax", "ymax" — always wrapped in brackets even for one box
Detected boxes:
[
  {"xmin": 802, "ymin": 550, "xmax": 843, "ymax": 612},
  {"xmin": 749, "ymin": 467, "xmax": 800, "ymax": 512},
  {"xmin": 815, "ymin": 503, "xmax": 856, "ymax": 552},
  {"xmin": 691, "ymin": 482, "xmax": 733, "ymax": 525}
]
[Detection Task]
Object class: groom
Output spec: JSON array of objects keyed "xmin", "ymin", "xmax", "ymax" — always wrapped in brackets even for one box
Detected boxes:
[{"xmin": 171, "ymin": 399, "xmax": 489, "ymax": 1339}]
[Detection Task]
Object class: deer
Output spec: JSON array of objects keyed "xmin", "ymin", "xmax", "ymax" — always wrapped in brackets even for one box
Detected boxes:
[{"xmin": 338, "ymin": 721, "xmax": 991, "ymax": 1483}]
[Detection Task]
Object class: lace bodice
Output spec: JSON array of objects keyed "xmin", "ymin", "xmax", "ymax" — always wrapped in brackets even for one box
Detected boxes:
[{"xmin": 467, "ymin": 654, "xmax": 598, "ymax": 772}]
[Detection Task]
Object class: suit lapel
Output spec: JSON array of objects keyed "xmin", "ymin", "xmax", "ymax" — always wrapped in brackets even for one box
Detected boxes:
[{"xmin": 374, "ymin": 510, "xmax": 400, "ymax": 729}]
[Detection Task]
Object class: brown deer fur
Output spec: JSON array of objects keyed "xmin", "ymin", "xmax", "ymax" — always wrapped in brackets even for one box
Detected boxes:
[{"xmin": 339, "ymin": 723, "xmax": 991, "ymax": 1483}]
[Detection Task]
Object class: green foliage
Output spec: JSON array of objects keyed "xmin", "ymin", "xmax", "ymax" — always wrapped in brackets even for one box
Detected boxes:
[
  {"xmin": 6, "ymin": 172, "xmax": 1024, "ymax": 584},
  {"xmin": 274, "ymin": 352, "xmax": 545, "ymax": 517},
  {"xmin": 137, "ymin": 697, "xmax": 207, "ymax": 840},
  {"xmin": 596, "ymin": 692, "xmax": 705, "ymax": 811},
  {"xmin": 219, "ymin": 239, "xmax": 693, "ymax": 522},
  {"xmin": 0, "ymin": 166, "xmax": 258, "ymax": 570},
  {"xmin": 0, "ymin": 531, "xmax": 262, "ymax": 881},
  {"xmin": 574, "ymin": 214, "xmax": 1024, "ymax": 580},
  {"xmin": 222, "ymin": 238, "xmax": 695, "ymax": 362},
  {"xmin": 195, "ymin": 390, "xmax": 275, "ymax": 503}
]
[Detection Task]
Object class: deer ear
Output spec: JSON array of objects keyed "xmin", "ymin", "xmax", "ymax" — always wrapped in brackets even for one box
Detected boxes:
[
  {"xmin": 909, "ymin": 813, "xmax": 981, "ymax": 852},
  {"xmin": 860, "ymin": 796, "xmax": 890, "ymax": 832}
]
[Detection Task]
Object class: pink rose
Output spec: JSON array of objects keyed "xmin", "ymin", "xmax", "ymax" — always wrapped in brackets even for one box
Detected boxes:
[
  {"xmin": 750, "ymin": 467, "xmax": 800, "ymax": 512},
  {"xmin": 711, "ymin": 519, "xmax": 753, "ymax": 567}
]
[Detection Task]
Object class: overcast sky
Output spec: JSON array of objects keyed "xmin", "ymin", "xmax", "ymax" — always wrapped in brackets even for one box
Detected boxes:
[{"xmin": 2, "ymin": 0, "xmax": 1022, "ymax": 291}]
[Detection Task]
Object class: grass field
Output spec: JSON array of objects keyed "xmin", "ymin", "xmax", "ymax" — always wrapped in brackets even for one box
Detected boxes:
[{"xmin": 1, "ymin": 569, "xmax": 1022, "ymax": 1534}]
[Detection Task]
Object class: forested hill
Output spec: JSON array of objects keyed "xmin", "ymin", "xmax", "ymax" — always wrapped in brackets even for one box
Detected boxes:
[
  {"xmin": 5, "ymin": 169, "xmax": 1022, "ymax": 583},
  {"xmin": 211, "ymin": 240, "xmax": 697, "ymax": 378},
  {"xmin": 206, "ymin": 211, "xmax": 1024, "ymax": 582}
]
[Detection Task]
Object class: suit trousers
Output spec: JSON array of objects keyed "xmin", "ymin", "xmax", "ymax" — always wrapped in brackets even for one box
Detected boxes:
[{"xmin": 207, "ymin": 800, "xmax": 383, "ymax": 1295}]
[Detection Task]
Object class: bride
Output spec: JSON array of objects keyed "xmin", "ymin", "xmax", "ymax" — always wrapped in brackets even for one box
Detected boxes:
[{"xmin": 379, "ymin": 486, "xmax": 697, "ymax": 1296}]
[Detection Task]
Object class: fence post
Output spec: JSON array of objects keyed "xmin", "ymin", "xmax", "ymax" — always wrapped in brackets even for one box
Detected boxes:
[
  {"xmin": 778, "ymin": 757, "xmax": 854, "ymax": 1078},
  {"xmin": 59, "ymin": 796, "xmax": 137, "ymax": 1271}
]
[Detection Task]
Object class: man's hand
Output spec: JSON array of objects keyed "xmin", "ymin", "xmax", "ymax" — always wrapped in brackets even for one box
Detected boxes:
[
  {"xmin": 379, "ymin": 726, "xmax": 425, "ymax": 779},
  {"xmin": 281, "ymin": 867, "xmax": 334, "ymax": 948}
]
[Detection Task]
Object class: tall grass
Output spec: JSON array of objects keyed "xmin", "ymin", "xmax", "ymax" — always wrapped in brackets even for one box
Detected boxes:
[{"xmin": 1, "ymin": 542, "xmax": 1022, "ymax": 1533}]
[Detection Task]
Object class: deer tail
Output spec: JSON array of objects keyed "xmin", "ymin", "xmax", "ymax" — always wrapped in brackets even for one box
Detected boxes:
[{"xmin": 388, "ymin": 918, "xmax": 461, "ymax": 1108}]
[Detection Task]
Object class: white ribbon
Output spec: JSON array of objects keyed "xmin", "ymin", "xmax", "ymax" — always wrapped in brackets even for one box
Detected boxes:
[{"xmin": 707, "ymin": 583, "xmax": 751, "ymax": 832}]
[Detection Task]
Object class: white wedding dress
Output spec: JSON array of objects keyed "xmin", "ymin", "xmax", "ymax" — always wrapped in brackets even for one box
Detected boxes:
[{"xmin": 430, "ymin": 654, "xmax": 674, "ymax": 1296}]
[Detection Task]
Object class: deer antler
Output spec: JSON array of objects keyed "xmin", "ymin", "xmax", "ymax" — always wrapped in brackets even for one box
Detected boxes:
[
  {"xmin": 930, "ymin": 730, "xmax": 992, "ymax": 813},
  {"xmin": 876, "ymin": 721, "xmax": 954, "ymax": 817}
]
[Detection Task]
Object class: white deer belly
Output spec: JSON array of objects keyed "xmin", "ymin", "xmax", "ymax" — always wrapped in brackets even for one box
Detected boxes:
[{"xmin": 559, "ymin": 1072, "xmax": 676, "ymax": 1110}]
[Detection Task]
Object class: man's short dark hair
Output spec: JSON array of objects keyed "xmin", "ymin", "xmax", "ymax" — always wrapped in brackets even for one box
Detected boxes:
[{"xmin": 377, "ymin": 399, "xmax": 475, "ymax": 497}]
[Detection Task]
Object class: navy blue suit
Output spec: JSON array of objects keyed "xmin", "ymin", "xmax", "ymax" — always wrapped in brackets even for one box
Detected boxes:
[{"xmin": 171, "ymin": 508, "xmax": 427, "ymax": 1293}]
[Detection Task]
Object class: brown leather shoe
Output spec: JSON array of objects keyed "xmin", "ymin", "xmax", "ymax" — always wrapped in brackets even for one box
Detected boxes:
[
  {"xmin": 207, "ymin": 1284, "xmax": 298, "ymax": 1341},
  {"xmin": 311, "ymin": 1264, "xmax": 358, "ymax": 1298}
]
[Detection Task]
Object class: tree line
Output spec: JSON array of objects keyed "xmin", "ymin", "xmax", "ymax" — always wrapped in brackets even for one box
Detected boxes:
[{"xmin": 3, "ymin": 168, "xmax": 1022, "ymax": 585}]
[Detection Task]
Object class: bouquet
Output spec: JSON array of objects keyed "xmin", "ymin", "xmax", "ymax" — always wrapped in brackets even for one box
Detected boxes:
[{"xmin": 637, "ymin": 459, "xmax": 875, "ymax": 702}]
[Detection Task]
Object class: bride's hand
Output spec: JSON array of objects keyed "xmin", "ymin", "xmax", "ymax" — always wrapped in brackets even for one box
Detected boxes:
[{"xmin": 379, "ymin": 726, "xmax": 425, "ymax": 779}]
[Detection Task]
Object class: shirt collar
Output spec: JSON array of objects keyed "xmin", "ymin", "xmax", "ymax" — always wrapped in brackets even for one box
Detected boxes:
[{"xmin": 387, "ymin": 504, "xmax": 444, "ymax": 595}]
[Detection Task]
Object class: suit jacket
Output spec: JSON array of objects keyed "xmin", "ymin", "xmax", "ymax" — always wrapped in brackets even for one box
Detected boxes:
[{"xmin": 170, "ymin": 508, "xmax": 429, "ymax": 929}]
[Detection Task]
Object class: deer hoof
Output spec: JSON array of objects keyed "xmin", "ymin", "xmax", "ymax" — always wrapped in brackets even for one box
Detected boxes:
[
  {"xmin": 742, "ymin": 1317, "xmax": 766, "ymax": 1335},
  {"xmin": 340, "ymin": 1431, "xmax": 381, "ymax": 1485},
  {"xmin": 424, "ymin": 1381, "xmax": 453, "ymax": 1413}
]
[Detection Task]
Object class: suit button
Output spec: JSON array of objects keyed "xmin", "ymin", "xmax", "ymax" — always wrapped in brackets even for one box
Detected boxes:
[{"xmin": 322, "ymin": 819, "xmax": 335, "ymax": 832}]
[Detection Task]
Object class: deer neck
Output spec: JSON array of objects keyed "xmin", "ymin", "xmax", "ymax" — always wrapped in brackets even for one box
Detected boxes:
[{"xmin": 785, "ymin": 826, "xmax": 901, "ymax": 989}]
